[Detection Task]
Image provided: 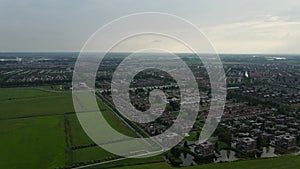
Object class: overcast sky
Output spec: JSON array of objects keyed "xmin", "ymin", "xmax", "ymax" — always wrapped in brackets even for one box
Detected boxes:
[{"xmin": 1, "ymin": 0, "xmax": 300, "ymax": 54}]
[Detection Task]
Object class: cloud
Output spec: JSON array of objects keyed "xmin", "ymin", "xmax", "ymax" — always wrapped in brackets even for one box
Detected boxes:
[
  {"xmin": 204, "ymin": 15, "xmax": 300, "ymax": 53},
  {"xmin": 1, "ymin": 0, "xmax": 300, "ymax": 53}
]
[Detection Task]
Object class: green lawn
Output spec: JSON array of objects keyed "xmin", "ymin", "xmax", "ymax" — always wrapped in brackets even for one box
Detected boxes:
[
  {"xmin": 0, "ymin": 116, "xmax": 67, "ymax": 169},
  {"xmin": 185, "ymin": 131, "xmax": 200, "ymax": 141}
]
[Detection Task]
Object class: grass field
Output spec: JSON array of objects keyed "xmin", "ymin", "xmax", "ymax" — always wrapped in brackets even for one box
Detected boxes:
[
  {"xmin": 111, "ymin": 155, "xmax": 300, "ymax": 169},
  {"xmin": 67, "ymin": 114, "xmax": 94, "ymax": 146},
  {"xmin": 0, "ymin": 116, "xmax": 66, "ymax": 169},
  {"xmin": 87, "ymin": 155, "xmax": 164, "ymax": 169},
  {"xmin": 97, "ymin": 101, "xmax": 137, "ymax": 138},
  {"xmin": 72, "ymin": 146, "xmax": 117, "ymax": 163},
  {"xmin": 66, "ymin": 100, "xmax": 138, "ymax": 147},
  {"xmin": 0, "ymin": 95, "xmax": 74, "ymax": 119},
  {"xmin": 66, "ymin": 114, "xmax": 119, "ymax": 164},
  {"xmin": 0, "ymin": 88, "xmax": 74, "ymax": 120},
  {"xmin": 67, "ymin": 110, "xmax": 151, "ymax": 165},
  {"xmin": 0, "ymin": 87, "xmax": 146, "ymax": 168},
  {"xmin": 0, "ymin": 87, "xmax": 56, "ymax": 100}
]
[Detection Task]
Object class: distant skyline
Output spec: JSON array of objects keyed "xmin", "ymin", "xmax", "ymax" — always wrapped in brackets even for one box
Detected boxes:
[{"xmin": 1, "ymin": 0, "xmax": 300, "ymax": 54}]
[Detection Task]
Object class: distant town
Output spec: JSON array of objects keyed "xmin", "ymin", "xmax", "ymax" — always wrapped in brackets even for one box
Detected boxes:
[{"xmin": 0, "ymin": 52, "xmax": 299, "ymax": 168}]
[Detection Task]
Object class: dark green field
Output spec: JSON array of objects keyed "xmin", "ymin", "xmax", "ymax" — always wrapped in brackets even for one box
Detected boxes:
[{"xmin": 111, "ymin": 155, "xmax": 300, "ymax": 169}]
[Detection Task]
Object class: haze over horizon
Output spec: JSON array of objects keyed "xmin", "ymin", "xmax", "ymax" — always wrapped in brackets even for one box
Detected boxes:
[{"xmin": 1, "ymin": 0, "xmax": 300, "ymax": 54}]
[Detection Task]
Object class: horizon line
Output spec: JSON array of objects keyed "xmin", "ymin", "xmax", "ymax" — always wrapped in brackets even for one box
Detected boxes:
[{"xmin": 0, "ymin": 51, "xmax": 300, "ymax": 55}]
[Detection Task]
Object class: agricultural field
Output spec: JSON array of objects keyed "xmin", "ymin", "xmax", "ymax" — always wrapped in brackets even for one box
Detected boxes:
[
  {"xmin": 0, "ymin": 116, "xmax": 66, "ymax": 169},
  {"xmin": 72, "ymin": 146, "xmax": 117, "ymax": 164},
  {"xmin": 0, "ymin": 88, "xmax": 74, "ymax": 119},
  {"xmin": 97, "ymin": 100, "xmax": 138, "ymax": 137},
  {"xmin": 65, "ymin": 114, "xmax": 120, "ymax": 164},
  {"xmin": 66, "ymin": 114, "xmax": 94, "ymax": 146},
  {"xmin": 0, "ymin": 87, "xmax": 155, "ymax": 169},
  {"xmin": 1, "ymin": 87, "xmax": 299, "ymax": 169},
  {"xmin": 0, "ymin": 87, "xmax": 56, "ymax": 100}
]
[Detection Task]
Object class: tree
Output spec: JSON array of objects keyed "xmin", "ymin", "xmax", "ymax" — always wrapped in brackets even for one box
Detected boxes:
[
  {"xmin": 184, "ymin": 141, "xmax": 188, "ymax": 148},
  {"xmin": 215, "ymin": 127, "xmax": 232, "ymax": 145},
  {"xmin": 256, "ymin": 135, "xmax": 264, "ymax": 150},
  {"xmin": 170, "ymin": 147, "xmax": 181, "ymax": 158}
]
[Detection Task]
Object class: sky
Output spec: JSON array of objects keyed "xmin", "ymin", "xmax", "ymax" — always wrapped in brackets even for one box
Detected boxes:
[{"xmin": 0, "ymin": 0, "xmax": 300, "ymax": 54}]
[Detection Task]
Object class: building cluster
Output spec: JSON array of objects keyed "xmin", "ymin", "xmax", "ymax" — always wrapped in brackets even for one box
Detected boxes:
[
  {"xmin": 221, "ymin": 113, "xmax": 299, "ymax": 152},
  {"xmin": 0, "ymin": 56, "xmax": 74, "ymax": 85}
]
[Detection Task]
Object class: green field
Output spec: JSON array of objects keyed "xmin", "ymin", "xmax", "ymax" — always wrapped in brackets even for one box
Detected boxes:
[
  {"xmin": 0, "ymin": 88, "xmax": 55, "ymax": 100},
  {"xmin": 66, "ymin": 114, "xmax": 119, "ymax": 164},
  {"xmin": 0, "ymin": 88, "xmax": 74, "ymax": 119},
  {"xmin": 111, "ymin": 155, "xmax": 300, "ymax": 169},
  {"xmin": 0, "ymin": 87, "xmax": 144, "ymax": 169},
  {"xmin": 72, "ymin": 146, "xmax": 117, "ymax": 163},
  {"xmin": 97, "ymin": 101, "xmax": 137, "ymax": 137},
  {"xmin": 86, "ymin": 155, "xmax": 164, "ymax": 169},
  {"xmin": 67, "ymin": 114, "xmax": 94, "ymax": 146},
  {"xmin": 0, "ymin": 116, "xmax": 66, "ymax": 169},
  {"xmin": 67, "ymin": 111, "xmax": 139, "ymax": 146}
]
